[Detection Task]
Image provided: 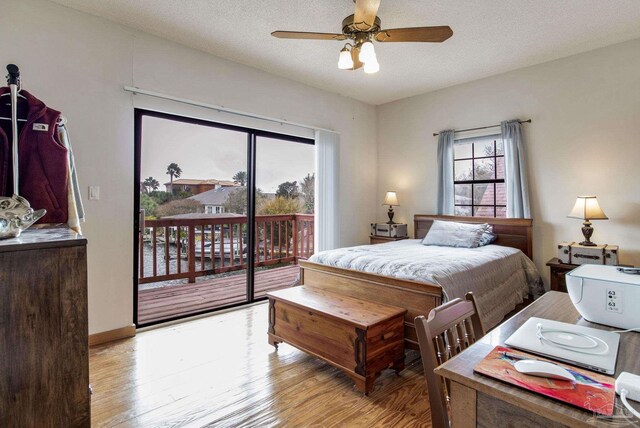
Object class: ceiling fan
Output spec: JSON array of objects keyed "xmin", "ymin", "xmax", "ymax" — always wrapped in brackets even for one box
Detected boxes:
[{"xmin": 271, "ymin": 0, "xmax": 453, "ymax": 74}]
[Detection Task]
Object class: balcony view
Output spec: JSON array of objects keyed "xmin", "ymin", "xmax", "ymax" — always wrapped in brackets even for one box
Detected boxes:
[{"xmin": 137, "ymin": 114, "xmax": 315, "ymax": 325}]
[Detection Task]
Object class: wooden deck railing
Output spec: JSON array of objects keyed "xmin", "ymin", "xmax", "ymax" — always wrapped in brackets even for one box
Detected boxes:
[{"xmin": 139, "ymin": 213, "xmax": 314, "ymax": 284}]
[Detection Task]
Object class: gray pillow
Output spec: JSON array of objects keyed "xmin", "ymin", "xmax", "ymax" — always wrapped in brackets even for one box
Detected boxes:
[{"xmin": 422, "ymin": 220, "xmax": 489, "ymax": 248}]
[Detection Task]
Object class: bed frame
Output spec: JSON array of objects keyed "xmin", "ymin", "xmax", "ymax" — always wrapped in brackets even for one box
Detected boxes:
[{"xmin": 299, "ymin": 215, "xmax": 533, "ymax": 349}]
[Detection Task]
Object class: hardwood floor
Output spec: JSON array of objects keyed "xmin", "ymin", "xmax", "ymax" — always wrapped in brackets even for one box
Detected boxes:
[
  {"xmin": 91, "ymin": 302, "xmax": 430, "ymax": 427},
  {"xmin": 138, "ymin": 265, "xmax": 300, "ymax": 324}
]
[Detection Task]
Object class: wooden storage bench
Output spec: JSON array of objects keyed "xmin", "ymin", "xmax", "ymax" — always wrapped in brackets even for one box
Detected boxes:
[{"xmin": 267, "ymin": 286, "xmax": 406, "ymax": 394}]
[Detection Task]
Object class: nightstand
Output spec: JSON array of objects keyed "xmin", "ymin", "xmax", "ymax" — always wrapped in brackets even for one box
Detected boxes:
[
  {"xmin": 370, "ymin": 236, "xmax": 408, "ymax": 245},
  {"xmin": 546, "ymin": 257, "xmax": 632, "ymax": 292},
  {"xmin": 546, "ymin": 258, "xmax": 576, "ymax": 292}
]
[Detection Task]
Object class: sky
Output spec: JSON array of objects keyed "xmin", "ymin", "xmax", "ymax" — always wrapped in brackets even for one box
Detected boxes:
[{"xmin": 141, "ymin": 116, "xmax": 314, "ymax": 193}]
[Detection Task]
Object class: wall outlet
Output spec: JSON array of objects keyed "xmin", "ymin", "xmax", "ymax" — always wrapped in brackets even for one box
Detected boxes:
[{"xmin": 89, "ymin": 186, "xmax": 100, "ymax": 200}]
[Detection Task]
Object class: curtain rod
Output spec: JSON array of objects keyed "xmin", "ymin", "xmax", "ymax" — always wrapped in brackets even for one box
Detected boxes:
[
  {"xmin": 123, "ymin": 86, "xmax": 337, "ymax": 134},
  {"xmin": 432, "ymin": 119, "xmax": 531, "ymax": 137}
]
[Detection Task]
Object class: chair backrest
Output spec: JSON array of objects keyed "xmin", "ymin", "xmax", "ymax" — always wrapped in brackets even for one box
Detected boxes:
[{"xmin": 415, "ymin": 292, "xmax": 485, "ymax": 428}]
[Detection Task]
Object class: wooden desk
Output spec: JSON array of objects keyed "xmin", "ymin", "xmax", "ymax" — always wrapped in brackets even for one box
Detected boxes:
[{"xmin": 435, "ymin": 291, "xmax": 640, "ymax": 427}]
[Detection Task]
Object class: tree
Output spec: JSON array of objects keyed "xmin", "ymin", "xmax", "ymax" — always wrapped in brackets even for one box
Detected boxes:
[
  {"xmin": 140, "ymin": 193, "xmax": 158, "ymax": 218},
  {"xmin": 148, "ymin": 190, "xmax": 174, "ymax": 205},
  {"xmin": 141, "ymin": 176, "xmax": 160, "ymax": 194},
  {"xmin": 166, "ymin": 163, "xmax": 182, "ymax": 188},
  {"xmin": 299, "ymin": 173, "xmax": 314, "ymax": 214},
  {"xmin": 155, "ymin": 199, "xmax": 203, "ymax": 217},
  {"xmin": 258, "ymin": 196, "xmax": 302, "ymax": 215},
  {"xmin": 276, "ymin": 181, "xmax": 299, "ymax": 199},
  {"xmin": 232, "ymin": 171, "xmax": 247, "ymax": 186},
  {"xmin": 223, "ymin": 187, "xmax": 266, "ymax": 215}
]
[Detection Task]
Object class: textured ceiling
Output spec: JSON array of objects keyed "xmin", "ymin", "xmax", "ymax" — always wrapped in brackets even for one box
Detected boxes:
[{"xmin": 49, "ymin": 0, "xmax": 640, "ymax": 105}]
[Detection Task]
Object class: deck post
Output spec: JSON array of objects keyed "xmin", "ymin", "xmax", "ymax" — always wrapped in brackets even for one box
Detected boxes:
[
  {"xmin": 292, "ymin": 216, "xmax": 299, "ymax": 264},
  {"xmin": 188, "ymin": 225, "xmax": 196, "ymax": 283}
]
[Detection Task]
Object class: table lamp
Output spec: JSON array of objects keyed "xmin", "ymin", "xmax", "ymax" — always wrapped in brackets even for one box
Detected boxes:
[
  {"xmin": 567, "ymin": 196, "xmax": 608, "ymax": 246},
  {"xmin": 383, "ymin": 191, "xmax": 399, "ymax": 224}
]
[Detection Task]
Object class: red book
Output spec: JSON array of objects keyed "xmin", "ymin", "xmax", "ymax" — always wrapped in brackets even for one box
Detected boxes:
[{"xmin": 474, "ymin": 346, "xmax": 615, "ymax": 416}]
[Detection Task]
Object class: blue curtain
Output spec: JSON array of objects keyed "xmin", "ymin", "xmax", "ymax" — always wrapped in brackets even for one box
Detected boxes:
[
  {"xmin": 436, "ymin": 130, "xmax": 455, "ymax": 215},
  {"xmin": 502, "ymin": 120, "xmax": 531, "ymax": 218}
]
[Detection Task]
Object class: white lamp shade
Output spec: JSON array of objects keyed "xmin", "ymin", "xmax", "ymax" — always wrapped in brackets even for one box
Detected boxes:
[
  {"xmin": 568, "ymin": 196, "xmax": 608, "ymax": 220},
  {"xmin": 363, "ymin": 57, "xmax": 380, "ymax": 74},
  {"xmin": 383, "ymin": 191, "xmax": 399, "ymax": 206},
  {"xmin": 359, "ymin": 41, "xmax": 376, "ymax": 63},
  {"xmin": 338, "ymin": 49, "xmax": 354, "ymax": 69}
]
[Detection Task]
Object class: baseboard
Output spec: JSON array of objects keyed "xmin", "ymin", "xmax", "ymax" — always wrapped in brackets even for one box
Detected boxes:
[{"xmin": 89, "ymin": 324, "xmax": 136, "ymax": 346}]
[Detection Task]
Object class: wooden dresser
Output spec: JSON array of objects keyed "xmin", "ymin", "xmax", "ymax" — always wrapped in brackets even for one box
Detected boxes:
[{"xmin": 0, "ymin": 226, "xmax": 90, "ymax": 427}]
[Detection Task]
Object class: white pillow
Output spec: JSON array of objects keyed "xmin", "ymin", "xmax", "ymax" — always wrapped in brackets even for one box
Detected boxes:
[{"xmin": 422, "ymin": 220, "xmax": 489, "ymax": 248}]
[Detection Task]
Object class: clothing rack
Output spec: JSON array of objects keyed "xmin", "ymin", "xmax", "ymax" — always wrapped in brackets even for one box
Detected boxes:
[
  {"xmin": 6, "ymin": 64, "xmax": 21, "ymax": 195},
  {"xmin": 432, "ymin": 119, "xmax": 532, "ymax": 137}
]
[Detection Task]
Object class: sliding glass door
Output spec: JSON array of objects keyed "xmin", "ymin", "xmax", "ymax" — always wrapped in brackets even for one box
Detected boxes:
[
  {"xmin": 253, "ymin": 136, "xmax": 315, "ymax": 299},
  {"xmin": 133, "ymin": 109, "xmax": 314, "ymax": 326}
]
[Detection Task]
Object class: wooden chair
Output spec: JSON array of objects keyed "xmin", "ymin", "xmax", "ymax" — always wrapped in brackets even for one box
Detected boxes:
[{"xmin": 415, "ymin": 292, "xmax": 485, "ymax": 428}]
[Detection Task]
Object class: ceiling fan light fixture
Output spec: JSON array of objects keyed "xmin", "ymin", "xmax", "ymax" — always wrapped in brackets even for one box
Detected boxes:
[
  {"xmin": 359, "ymin": 40, "xmax": 376, "ymax": 63},
  {"xmin": 363, "ymin": 57, "xmax": 380, "ymax": 74},
  {"xmin": 338, "ymin": 46, "xmax": 354, "ymax": 69}
]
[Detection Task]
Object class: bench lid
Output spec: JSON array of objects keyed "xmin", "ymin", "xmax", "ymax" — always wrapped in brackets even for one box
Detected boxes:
[{"xmin": 267, "ymin": 286, "xmax": 407, "ymax": 329}]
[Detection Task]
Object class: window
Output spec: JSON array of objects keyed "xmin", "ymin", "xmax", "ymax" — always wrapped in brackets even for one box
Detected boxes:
[{"xmin": 453, "ymin": 135, "xmax": 506, "ymax": 217}]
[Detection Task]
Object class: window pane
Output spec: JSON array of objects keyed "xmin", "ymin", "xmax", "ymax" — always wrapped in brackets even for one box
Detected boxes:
[
  {"xmin": 496, "ymin": 156, "xmax": 505, "ymax": 179},
  {"xmin": 454, "ymin": 160, "xmax": 473, "ymax": 181},
  {"xmin": 454, "ymin": 141, "xmax": 472, "ymax": 159},
  {"xmin": 496, "ymin": 182, "xmax": 507, "ymax": 205},
  {"xmin": 474, "ymin": 158, "xmax": 495, "ymax": 180},
  {"xmin": 474, "ymin": 140, "xmax": 494, "ymax": 157},
  {"xmin": 455, "ymin": 184, "xmax": 472, "ymax": 205},
  {"xmin": 496, "ymin": 140, "xmax": 504, "ymax": 155},
  {"xmin": 474, "ymin": 206, "xmax": 495, "ymax": 217},
  {"xmin": 473, "ymin": 183, "xmax": 491, "ymax": 205},
  {"xmin": 496, "ymin": 207, "xmax": 507, "ymax": 218},
  {"xmin": 455, "ymin": 206, "xmax": 472, "ymax": 216}
]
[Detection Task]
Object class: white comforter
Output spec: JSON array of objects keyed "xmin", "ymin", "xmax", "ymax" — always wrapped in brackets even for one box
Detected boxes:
[{"xmin": 309, "ymin": 239, "xmax": 543, "ymax": 329}]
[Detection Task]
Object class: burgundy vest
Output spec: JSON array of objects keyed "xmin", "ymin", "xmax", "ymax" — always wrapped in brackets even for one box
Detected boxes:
[{"xmin": 0, "ymin": 88, "xmax": 68, "ymax": 224}]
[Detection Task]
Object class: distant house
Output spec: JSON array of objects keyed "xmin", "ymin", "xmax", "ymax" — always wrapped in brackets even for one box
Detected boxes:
[
  {"xmin": 164, "ymin": 178, "xmax": 239, "ymax": 195},
  {"xmin": 188, "ymin": 186, "xmax": 245, "ymax": 214}
]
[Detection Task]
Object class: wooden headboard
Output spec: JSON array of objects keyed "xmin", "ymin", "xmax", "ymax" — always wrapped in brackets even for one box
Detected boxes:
[{"xmin": 413, "ymin": 215, "xmax": 533, "ymax": 260}]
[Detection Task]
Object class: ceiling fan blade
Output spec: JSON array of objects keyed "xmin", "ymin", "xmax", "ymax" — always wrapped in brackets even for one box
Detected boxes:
[
  {"xmin": 353, "ymin": 0, "xmax": 381, "ymax": 31},
  {"xmin": 374, "ymin": 26, "xmax": 453, "ymax": 43},
  {"xmin": 271, "ymin": 31, "xmax": 347, "ymax": 41}
]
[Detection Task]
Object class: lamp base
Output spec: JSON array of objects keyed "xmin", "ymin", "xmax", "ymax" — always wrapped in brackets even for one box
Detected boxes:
[
  {"xmin": 578, "ymin": 240, "xmax": 597, "ymax": 247},
  {"xmin": 387, "ymin": 206, "xmax": 396, "ymax": 225},
  {"xmin": 579, "ymin": 220, "xmax": 596, "ymax": 246}
]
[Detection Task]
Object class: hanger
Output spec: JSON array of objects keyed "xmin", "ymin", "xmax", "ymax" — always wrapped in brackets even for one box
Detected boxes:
[{"xmin": 0, "ymin": 72, "xmax": 28, "ymax": 122}]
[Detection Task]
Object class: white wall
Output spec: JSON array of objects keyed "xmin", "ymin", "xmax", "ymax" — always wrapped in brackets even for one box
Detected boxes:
[
  {"xmin": 1, "ymin": 0, "xmax": 378, "ymax": 334},
  {"xmin": 377, "ymin": 38, "xmax": 640, "ymax": 285}
]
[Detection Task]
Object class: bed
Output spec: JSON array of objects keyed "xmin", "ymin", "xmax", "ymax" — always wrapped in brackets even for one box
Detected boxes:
[{"xmin": 299, "ymin": 215, "xmax": 543, "ymax": 349}]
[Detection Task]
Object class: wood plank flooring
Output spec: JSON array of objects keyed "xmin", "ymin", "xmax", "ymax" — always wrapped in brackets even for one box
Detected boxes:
[
  {"xmin": 138, "ymin": 265, "xmax": 300, "ymax": 324},
  {"xmin": 91, "ymin": 303, "xmax": 430, "ymax": 427}
]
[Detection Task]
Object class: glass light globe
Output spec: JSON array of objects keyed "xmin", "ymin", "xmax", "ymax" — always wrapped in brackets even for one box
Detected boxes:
[
  {"xmin": 364, "ymin": 57, "xmax": 380, "ymax": 74},
  {"xmin": 338, "ymin": 48, "xmax": 354, "ymax": 70},
  {"xmin": 359, "ymin": 41, "xmax": 376, "ymax": 63}
]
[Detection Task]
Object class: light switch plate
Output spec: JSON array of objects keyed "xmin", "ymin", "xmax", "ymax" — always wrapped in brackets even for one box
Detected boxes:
[{"xmin": 89, "ymin": 186, "xmax": 100, "ymax": 200}]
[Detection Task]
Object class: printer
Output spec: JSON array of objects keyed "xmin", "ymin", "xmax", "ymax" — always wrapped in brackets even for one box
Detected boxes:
[{"xmin": 566, "ymin": 264, "xmax": 640, "ymax": 330}]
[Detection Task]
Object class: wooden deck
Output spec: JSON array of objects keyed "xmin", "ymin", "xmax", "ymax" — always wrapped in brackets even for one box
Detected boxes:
[{"xmin": 138, "ymin": 264, "xmax": 300, "ymax": 324}]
